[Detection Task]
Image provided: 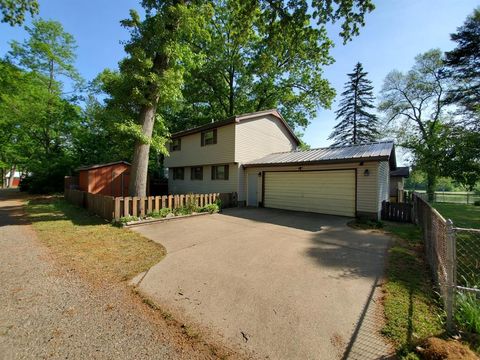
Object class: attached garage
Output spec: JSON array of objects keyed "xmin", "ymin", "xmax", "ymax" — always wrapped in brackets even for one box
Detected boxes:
[
  {"xmin": 244, "ymin": 141, "xmax": 397, "ymax": 220},
  {"xmin": 264, "ymin": 170, "xmax": 355, "ymax": 217}
]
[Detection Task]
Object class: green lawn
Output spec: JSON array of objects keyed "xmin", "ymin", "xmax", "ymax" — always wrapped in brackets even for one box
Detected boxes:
[
  {"xmin": 432, "ymin": 203, "xmax": 480, "ymax": 229},
  {"xmin": 381, "ymin": 222, "xmax": 444, "ymax": 358}
]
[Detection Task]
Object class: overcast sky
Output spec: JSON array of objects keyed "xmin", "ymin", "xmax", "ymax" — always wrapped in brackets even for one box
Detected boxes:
[{"xmin": 0, "ymin": 0, "xmax": 477, "ymax": 151}]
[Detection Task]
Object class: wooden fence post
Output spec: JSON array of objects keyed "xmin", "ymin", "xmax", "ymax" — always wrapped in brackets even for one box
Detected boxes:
[
  {"xmin": 168, "ymin": 195, "xmax": 173, "ymax": 209},
  {"xmin": 114, "ymin": 197, "xmax": 121, "ymax": 221},
  {"xmin": 155, "ymin": 196, "xmax": 160, "ymax": 212},
  {"xmin": 132, "ymin": 197, "xmax": 138, "ymax": 217},
  {"xmin": 162, "ymin": 195, "xmax": 167, "ymax": 209},
  {"xmin": 123, "ymin": 197, "xmax": 130, "ymax": 217}
]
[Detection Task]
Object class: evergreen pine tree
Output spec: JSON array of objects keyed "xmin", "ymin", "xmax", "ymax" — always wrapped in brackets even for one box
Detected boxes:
[{"xmin": 328, "ymin": 62, "xmax": 379, "ymax": 146}]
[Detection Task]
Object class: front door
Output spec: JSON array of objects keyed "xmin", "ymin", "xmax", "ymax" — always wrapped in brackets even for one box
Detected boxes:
[{"xmin": 247, "ymin": 173, "xmax": 258, "ymax": 206}]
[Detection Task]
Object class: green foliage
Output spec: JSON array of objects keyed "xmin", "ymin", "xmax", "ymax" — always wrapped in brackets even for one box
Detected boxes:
[
  {"xmin": 200, "ymin": 203, "xmax": 220, "ymax": 214},
  {"xmin": 329, "ymin": 62, "xmax": 379, "ymax": 146},
  {"xmin": 0, "ymin": 0, "xmax": 38, "ymax": 26},
  {"xmin": 115, "ymin": 215, "xmax": 142, "ymax": 226},
  {"xmin": 445, "ymin": 7, "xmax": 480, "ymax": 123},
  {"xmin": 455, "ymin": 292, "xmax": 480, "ymax": 335},
  {"xmin": 380, "ymin": 50, "xmax": 452, "ymax": 201},
  {"xmin": 148, "ymin": 208, "xmax": 172, "ymax": 218}
]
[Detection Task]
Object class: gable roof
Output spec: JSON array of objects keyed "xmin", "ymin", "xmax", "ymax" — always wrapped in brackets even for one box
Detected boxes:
[
  {"xmin": 390, "ymin": 166, "xmax": 410, "ymax": 177},
  {"xmin": 244, "ymin": 141, "xmax": 396, "ymax": 168},
  {"xmin": 75, "ymin": 160, "xmax": 131, "ymax": 172},
  {"xmin": 170, "ymin": 109, "xmax": 301, "ymax": 145}
]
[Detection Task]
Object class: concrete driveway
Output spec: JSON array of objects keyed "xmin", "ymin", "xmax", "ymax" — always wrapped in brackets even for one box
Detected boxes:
[{"xmin": 131, "ymin": 208, "xmax": 393, "ymax": 360}]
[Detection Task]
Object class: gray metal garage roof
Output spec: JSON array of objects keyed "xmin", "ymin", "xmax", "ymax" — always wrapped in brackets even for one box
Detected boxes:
[{"xmin": 244, "ymin": 141, "xmax": 396, "ymax": 167}]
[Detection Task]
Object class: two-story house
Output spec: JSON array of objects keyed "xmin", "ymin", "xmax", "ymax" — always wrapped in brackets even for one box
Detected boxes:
[{"xmin": 165, "ymin": 109, "xmax": 397, "ymax": 220}]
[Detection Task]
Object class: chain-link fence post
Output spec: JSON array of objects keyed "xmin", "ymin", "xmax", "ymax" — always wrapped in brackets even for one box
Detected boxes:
[{"xmin": 445, "ymin": 219, "xmax": 456, "ymax": 332}]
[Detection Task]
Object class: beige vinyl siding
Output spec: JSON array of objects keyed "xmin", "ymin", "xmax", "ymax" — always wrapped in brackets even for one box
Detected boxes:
[
  {"xmin": 164, "ymin": 124, "xmax": 235, "ymax": 168},
  {"xmin": 168, "ymin": 164, "xmax": 238, "ymax": 195},
  {"xmin": 245, "ymin": 161, "xmax": 381, "ymax": 215},
  {"xmin": 377, "ymin": 161, "xmax": 390, "ymax": 210},
  {"xmin": 235, "ymin": 114, "xmax": 297, "ymax": 200},
  {"xmin": 264, "ymin": 170, "xmax": 355, "ymax": 216}
]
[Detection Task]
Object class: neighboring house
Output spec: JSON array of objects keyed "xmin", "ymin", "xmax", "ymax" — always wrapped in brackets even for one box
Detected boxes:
[
  {"xmin": 4, "ymin": 171, "xmax": 21, "ymax": 188},
  {"xmin": 389, "ymin": 166, "xmax": 410, "ymax": 203},
  {"xmin": 75, "ymin": 161, "xmax": 130, "ymax": 197},
  {"xmin": 165, "ymin": 109, "xmax": 397, "ymax": 219}
]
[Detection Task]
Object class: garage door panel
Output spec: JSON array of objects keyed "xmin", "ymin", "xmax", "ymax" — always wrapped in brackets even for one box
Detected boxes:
[{"xmin": 264, "ymin": 170, "xmax": 355, "ymax": 217}]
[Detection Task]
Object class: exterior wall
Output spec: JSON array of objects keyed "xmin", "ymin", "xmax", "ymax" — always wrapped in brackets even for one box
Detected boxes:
[
  {"xmin": 235, "ymin": 114, "xmax": 298, "ymax": 201},
  {"xmin": 389, "ymin": 176, "xmax": 404, "ymax": 196},
  {"xmin": 81, "ymin": 164, "xmax": 130, "ymax": 197},
  {"xmin": 164, "ymin": 124, "xmax": 236, "ymax": 168},
  {"xmin": 244, "ymin": 161, "xmax": 382, "ymax": 217},
  {"xmin": 377, "ymin": 161, "xmax": 390, "ymax": 216},
  {"xmin": 168, "ymin": 163, "xmax": 238, "ymax": 195}
]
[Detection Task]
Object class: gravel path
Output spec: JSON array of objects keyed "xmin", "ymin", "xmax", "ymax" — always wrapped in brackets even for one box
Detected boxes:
[{"xmin": 0, "ymin": 191, "xmax": 225, "ymax": 360}]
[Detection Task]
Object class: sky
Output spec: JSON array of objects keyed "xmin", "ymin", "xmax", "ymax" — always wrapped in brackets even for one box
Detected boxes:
[{"xmin": 0, "ymin": 0, "xmax": 477, "ymax": 150}]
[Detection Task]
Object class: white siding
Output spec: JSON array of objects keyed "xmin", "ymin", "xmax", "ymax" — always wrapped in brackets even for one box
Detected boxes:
[
  {"xmin": 244, "ymin": 161, "xmax": 382, "ymax": 216},
  {"xmin": 168, "ymin": 164, "xmax": 238, "ymax": 195},
  {"xmin": 164, "ymin": 124, "xmax": 235, "ymax": 168},
  {"xmin": 235, "ymin": 114, "xmax": 297, "ymax": 201},
  {"xmin": 377, "ymin": 161, "xmax": 390, "ymax": 213}
]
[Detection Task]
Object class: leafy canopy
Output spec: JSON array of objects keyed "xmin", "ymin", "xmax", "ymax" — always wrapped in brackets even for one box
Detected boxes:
[{"xmin": 0, "ymin": 0, "xmax": 38, "ymax": 26}]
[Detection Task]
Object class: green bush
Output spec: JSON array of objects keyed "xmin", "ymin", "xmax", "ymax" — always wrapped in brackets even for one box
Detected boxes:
[
  {"xmin": 474, "ymin": 200, "xmax": 480, "ymax": 206},
  {"xmin": 202, "ymin": 203, "xmax": 220, "ymax": 214},
  {"xmin": 455, "ymin": 291, "xmax": 480, "ymax": 335},
  {"xmin": 148, "ymin": 208, "xmax": 172, "ymax": 218},
  {"xmin": 114, "ymin": 215, "xmax": 141, "ymax": 226}
]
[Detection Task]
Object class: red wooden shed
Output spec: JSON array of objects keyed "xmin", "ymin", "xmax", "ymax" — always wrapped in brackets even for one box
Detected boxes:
[{"xmin": 76, "ymin": 161, "xmax": 130, "ymax": 197}]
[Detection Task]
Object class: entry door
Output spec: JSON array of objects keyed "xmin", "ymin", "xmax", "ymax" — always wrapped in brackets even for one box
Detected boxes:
[
  {"xmin": 264, "ymin": 170, "xmax": 356, "ymax": 216},
  {"xmin": 247, "ymin": 173, "xmax": 258, "ymax": 206}
]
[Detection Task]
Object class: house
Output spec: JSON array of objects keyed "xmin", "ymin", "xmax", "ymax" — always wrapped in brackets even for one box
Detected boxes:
[
  {"xmin": 4, "ymin": 171, "xmax": 21, "ymax": 188},
  {"xmin": 389, "ymin": 166, "xmax": 410, "ymax": 203},
  {"xmin": 75, "ymin": 161, "xmax": 130, "ymax": 197},
  {"xmin": 165, "ymin": 109, "xmax": 397, "ymax": 220}
]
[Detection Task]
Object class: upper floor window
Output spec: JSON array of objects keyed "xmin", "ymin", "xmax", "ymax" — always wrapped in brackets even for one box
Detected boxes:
[
  {"xmin": 211, "ymin": 165, "xmax": 229, "ymax": 180},
  {"xmin": 173, "ymin": 167, "xmax": 184, "ymax": 180},
  {"xmin": 201, "ymin": 129, "xmax": 217, "ymax": 146},
  {"xmin": 170, "ymin": 138, "xmax": 181, "ymax": 151},
  {"xmin": 190, "ymin": 166, "xmax": 203, "ymax": 180}
]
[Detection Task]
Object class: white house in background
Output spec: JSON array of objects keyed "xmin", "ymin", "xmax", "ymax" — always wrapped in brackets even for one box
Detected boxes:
[
  {"xmin": 4, "ymin": 171, "xmax": 21, "ymax": 187},
  {"xmin": 164, "ymin": 109, "xmax": 397, "ymax": 219}
]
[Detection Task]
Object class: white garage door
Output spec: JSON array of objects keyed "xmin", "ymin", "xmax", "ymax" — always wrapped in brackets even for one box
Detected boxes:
[{"xmin": 264, "ymin": 170, "xmax": 356, "ymax": 217}]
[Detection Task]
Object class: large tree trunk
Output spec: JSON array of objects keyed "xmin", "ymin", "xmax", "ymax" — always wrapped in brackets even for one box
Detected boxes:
[
  {"xmin": 129, "ymin": 104, "xmax": 157, "ymax": 197},
  {"xmin": 7, "ymin": 164, "xmax": 16, "ymax": 188},
  {"xmin": 426, "ymin": 171, "xmax": 437, "ymax": 203}
]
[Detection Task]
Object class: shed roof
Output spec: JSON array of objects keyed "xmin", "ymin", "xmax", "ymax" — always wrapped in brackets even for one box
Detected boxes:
[
  {"xmin": 390, "ymin": 166, "xmax": 410, "ymax": 177},
  {"xmin": 75, "ymin": 160, "xmax": 131, "ymax": 172},
  {"xmin": 170, "ymin": 109, "xmax": 300, "ymax": 145},
  {"xmin": 244, "ymin": 141, "xmax": 396, "ymax": 168}
]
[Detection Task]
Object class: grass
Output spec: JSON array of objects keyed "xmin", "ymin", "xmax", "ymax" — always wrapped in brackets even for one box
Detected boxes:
[
  {"xmin": 381, "ymin": 222, "xmax": 444, "ymax": 358},
  {"xmin": 432, "ymin": 203, "xmax": 480, "ymax": 229},
  {"xmin": 27, "ymin": 197, "xmax": 166, "ymax": 282}
]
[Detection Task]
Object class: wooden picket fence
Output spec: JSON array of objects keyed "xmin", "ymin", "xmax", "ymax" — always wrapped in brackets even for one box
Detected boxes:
[
  {"xmin": 64, "ymin": 189, "xmax": 227, "ymax": 221},
  {"xmin": 381, "ymin": 200, "xmax": 413, "ymax": 223},
  {"xmin": 115, "ymin": 193, "xmax": 219, "ymax": 220}
]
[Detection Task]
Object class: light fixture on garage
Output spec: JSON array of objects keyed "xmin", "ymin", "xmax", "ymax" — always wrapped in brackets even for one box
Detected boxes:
[
  {"xmin": 258, "ymin": 172, "xmax": 262, "ymax": 177},
  {"xmin": 298, "ymin": 166, "xmax": 303, "ymax": 171},
  {"xmin": 364, "ymin": 169, "xmax": 370, "ymax": 177},
  {"xmin": 359, "ymin": 161, "xmax": 364, "ymax": 166}
]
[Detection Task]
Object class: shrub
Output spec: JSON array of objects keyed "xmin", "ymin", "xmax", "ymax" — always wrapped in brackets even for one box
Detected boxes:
[
  {"xmin": 474, "ymin": 200, "xmax": 480, "ymax": 206},
  {"xmin": 202, "ymin": 203, "xmax": 220, "ymax": 214},
  {"xmin": 114, "ymin": 216, "xmax": 141, "ymax": 226},
  {"xmin": 455, "ymin": 291, "xmax": 480, "ymax": 335},
  {"xmin": 148, "ymin": 208, "xmax": 172, "ymax": 218}
]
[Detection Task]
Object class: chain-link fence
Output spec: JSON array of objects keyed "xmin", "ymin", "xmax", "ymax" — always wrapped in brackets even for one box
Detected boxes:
[{"xmin": 413, "ymin": 193, "xmax": 480, "ymax": 331}]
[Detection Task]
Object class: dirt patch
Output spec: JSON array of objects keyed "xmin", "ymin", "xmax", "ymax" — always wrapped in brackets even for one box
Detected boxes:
[{"xmin": 419, "ymin": 337, "xmax": 479, "ymax": 360}]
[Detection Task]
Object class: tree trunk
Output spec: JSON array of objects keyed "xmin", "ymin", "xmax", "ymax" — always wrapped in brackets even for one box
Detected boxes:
[
  {"xmin": 129, "ymin": 104, "xmax": 157, "ymax": 197},
  {"xmin": 426, "ymin": 171, "xmax": 437, "ymax": 203},
  {"xmin": 7, "ymin": 164, "xmax": 16, "ymax": 188}
]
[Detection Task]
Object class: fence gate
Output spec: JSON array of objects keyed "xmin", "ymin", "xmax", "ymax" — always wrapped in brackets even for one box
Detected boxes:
[{"xmin": 381, "ymin": 201, "xmax": 413, "ymax": 222}]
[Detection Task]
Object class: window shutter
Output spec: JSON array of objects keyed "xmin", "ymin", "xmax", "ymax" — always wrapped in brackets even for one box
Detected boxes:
[
  {"xmin": 177, "ymin": 138, "xmax": 181, "ymax": 151},
  {"xmin": 213, "ymin": 129, "xmax": 217, "ymax": 144},
  {"xmin": 201, "ymin": 132, "xmax": 205, "ymax": 146},
  {"xmin": 169, "ymin": 142, "xmax": 173, "ymax": 152},
  {"xmin": 224, "ymin": 165, "xmax": 229, "ymax": 180},
  {"xmin": 211, "ymin": 166, "xmax": 215, "ymax": 180},
  {"xmin": 190, "ymin": 167, "xmax": 194, "ymax": 180}
]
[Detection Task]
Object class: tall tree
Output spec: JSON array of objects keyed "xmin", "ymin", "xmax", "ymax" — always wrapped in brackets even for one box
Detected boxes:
[
  {"xmin": 1, "ymin": 19, "xmax": 83, "ymax": 193},
  {"xmin": 328, "ymin": 62, "xmax": 379, "ymax": 146},
  {"xmin": 445, "ymin": 7, "xmax": 480, "ymax": 126},
  {"xmin": 0, "ymin": 0, "xmax": 38, "ymax": 26},
  {"xmin": 379, "ymin": 50, "xmax": 452, "ymax": 201},
  {"xmin": 164, "ymin": 0, "xmax": 376, "ymax": 133},
  {"xmin": 107, "ymin": 0, "xmax": 375, "ymax": 197}
]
